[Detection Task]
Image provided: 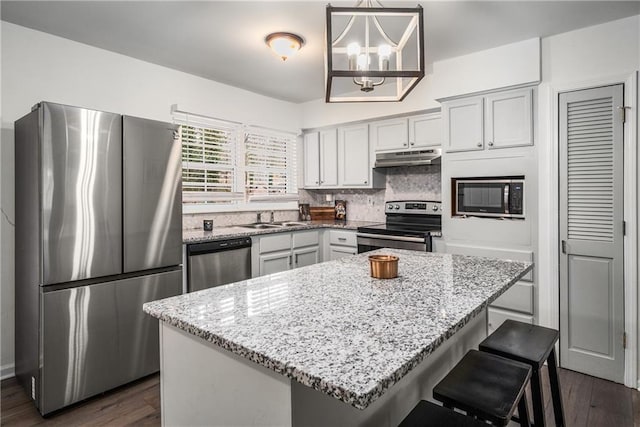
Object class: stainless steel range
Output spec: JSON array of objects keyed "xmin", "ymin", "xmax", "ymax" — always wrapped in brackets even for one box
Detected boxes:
[{"xmin": 357, "ymin": 200, "xmax": 442, "ymax": 253}]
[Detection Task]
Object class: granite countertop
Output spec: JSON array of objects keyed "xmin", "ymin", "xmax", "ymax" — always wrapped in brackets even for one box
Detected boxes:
[
  {"xmin": 183, "ymin": 220, "xmax": 380, "ymax": 243},
  {"xmin": 144, "ymin": 249, "xmax": 532, "ymax": 410}
]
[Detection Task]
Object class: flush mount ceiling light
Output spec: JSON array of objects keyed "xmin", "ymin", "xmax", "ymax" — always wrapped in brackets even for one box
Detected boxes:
[
  {"xmin": 325, "ymin": 1, "xmax": 424, "ymax": 103},
  {"xmin": 265, "ymin": 32, "xmax": 305, "ymax": 61}
]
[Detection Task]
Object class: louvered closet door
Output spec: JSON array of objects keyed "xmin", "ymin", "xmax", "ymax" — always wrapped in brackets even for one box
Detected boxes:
[{"xmin": 559, "ymin": 84, "xmax": 624, "ymax": 383}]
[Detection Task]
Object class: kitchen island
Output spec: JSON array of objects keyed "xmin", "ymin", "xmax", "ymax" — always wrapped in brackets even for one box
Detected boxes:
[{"xmin": 144, "ymin": 249, "xmax": 532, "ymax": 426}]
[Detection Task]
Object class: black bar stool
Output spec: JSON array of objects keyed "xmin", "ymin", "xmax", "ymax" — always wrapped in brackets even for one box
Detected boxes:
[
  {"xmin": 479, "ymin": 320, "xmax": 566, "ymax": 427},
  {"xmin": 399, "ymin": 400, "xmax": 488, "ymax": 427},
  {"xmin": 433, "ymin": 350, "xmax": 532, "ymax": 427}
]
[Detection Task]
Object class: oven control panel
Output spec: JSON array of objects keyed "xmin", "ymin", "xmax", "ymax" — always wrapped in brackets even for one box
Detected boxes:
[{"xmin": 385, "ymin": 201, "xmax": 442, "ymax": 215}]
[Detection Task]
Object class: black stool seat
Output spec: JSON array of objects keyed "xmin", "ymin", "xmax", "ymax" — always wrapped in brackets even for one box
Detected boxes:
[
  {"xmin": 480, "ymin": 319, "xmax": 558, "ymax": 368},
  {"xmin": 433, "ymin": 350, "xmax": 532, "ymax": 426},
  {"xmin": 479, "ymin": 319, "xmax": 566, "ymax": 427},
  {"xmin": 399, "ymin": 400, "xmax": 487, "ymax": 427}
]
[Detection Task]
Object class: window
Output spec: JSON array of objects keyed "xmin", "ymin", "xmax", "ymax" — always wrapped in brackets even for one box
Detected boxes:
[
  {"xmin": 175, "ymin": 112, "xmax": 298, "ymax": 210},
  {"xmin": 180, "ymin": 122, "xmax": 243, "ymax": 203},
  {"xmin": 244, "ymin": 127, "xmax": 297, "ymax": 201}
]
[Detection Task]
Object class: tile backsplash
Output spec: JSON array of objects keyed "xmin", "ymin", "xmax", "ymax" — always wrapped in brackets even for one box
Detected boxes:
[
  {"xmin": 182, "ymin": 165, "xmax": 441, "ymax": 229},
  {"xmin": 183, "ymin": 210, "xmax": 299, "ymax": 230},
  {"xmin": 298, "ymin": 165, "xmax": 441, "ymax": 223}
]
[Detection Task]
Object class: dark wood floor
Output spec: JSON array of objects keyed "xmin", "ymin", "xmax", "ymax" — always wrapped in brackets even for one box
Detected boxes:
[
  {"xmin": 1, "ymin": 374, "xmax": 160, "ymax": 426},
  {"xmin": 1, "ymin": 368, "xmax": 640, "ymax": 426}
]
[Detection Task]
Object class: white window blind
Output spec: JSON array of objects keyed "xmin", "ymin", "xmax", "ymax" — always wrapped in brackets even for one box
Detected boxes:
[
  {"xmin": 173, "ymin": 108, "xmax": 298, "ymax": 208},
  {"xmin": 176, "ymin": 115, "xmax": 244, "ymax": 204},
  {"xmin": 244, "ymin": 127, "xmax": 298, "ymax": 201}
]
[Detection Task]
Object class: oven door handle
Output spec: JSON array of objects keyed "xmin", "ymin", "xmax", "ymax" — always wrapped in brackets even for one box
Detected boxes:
[{"xmin": 356, "ymin": 233, "xmax": 426, "ymax": 243}]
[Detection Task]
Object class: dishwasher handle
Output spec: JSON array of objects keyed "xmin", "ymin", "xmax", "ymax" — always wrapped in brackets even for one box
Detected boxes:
[{"xmin": 187, "ymin": 237, "xmax": 252, "ymax": 256}]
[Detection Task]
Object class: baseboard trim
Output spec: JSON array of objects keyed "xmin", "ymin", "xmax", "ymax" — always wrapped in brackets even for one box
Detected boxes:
[{"xmin": 1, "ymin": 363, "xmax": 15, "ymax": 380}]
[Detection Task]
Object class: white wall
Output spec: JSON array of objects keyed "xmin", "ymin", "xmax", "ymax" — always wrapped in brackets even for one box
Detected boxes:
[
  {"xmin": 300, "ymin": 38, "xmax": 541, "ymax": 129},
  {"xmin": 536, "ymin": 14, "xmax": 640, "ymax": 326},
  {"xmin": 535, "ymin": 14, "xmax": 640, "ymax": 385},
  {"xmin": 0, "ymin": 22, "xmax": 302, "ymax": 378}
]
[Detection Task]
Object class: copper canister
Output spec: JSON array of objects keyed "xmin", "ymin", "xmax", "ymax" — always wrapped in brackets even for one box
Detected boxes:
[{"xmin": 368, "ymin": 255, "xmax": 399, "ymax": 279}]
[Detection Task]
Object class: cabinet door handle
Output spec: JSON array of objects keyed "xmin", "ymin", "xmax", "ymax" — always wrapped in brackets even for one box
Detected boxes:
[
  {"xmin": 294, "ymin": 254, "xmax": 298, "ymax": 265},
  {"xmin": 315, "ymin": 181, "xmax": 319, "ymax": 184},
  {"xmin": 288, "ymin": 255, "xmax": 293, "ymax": 266},
  {"xmin": 476, "ymin": 142, "xmax": 482, "ymax": 147},
  {"xmin": 410, "ymin": 142, "xmax": 415, "ymax": 145},
  {"xmin": 338, "ymin": 237, "xmax": 347, "ymax": 241},
  {"xmin": 561, "ymin": 240, "xmax": 567, "ymax": 254},
  {"xmin": 364, "ymin": 181, "xmax": 368, "ymax": 184},
  {"xmin": 488, "ymin": 141, "xmax": 494, "ymax": 147},
  {"xmin": 403, "ymin": 143, "xmax": 408, "ymax": 146}
]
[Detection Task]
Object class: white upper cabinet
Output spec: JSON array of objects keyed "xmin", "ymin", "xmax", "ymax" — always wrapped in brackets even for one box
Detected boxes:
[
  {"xmin": 303, "ymin": 132, "xmax": 320, "ymax": 187},
  {"xmin": 484, "ymin": 89, "xmax": 533, "ymax": 149},
  {"xmin": 443, "ymin": 87, "xmax": 533, "ymax": 153},
  {"xmin": 371, "ymin": 113, "xmax": 442, "ymax": 152},
  {"xmin": 370, "ymin": 118, "xmax": 409, "ymax": 151},
  {"xmin": 408, "ymin": 113, "xmax": 442, "ymax": 148},
  {"xmin": 302, "ymin": 125, "xmax": 383, "ymax": 190},
  {"xmin": 338, "ymin": 124, "xmax": 370, "ymax": 187},
  {"xmin": 443, "ymin": 97, "xmax": 484, "ymax": 152},
  {"xmin": 304, "ymin": 130, "xmax": 339, "ymax": 188},
  {"xmin": 319, "ymin": 129, "xmax": 339, "ymax": 186}
]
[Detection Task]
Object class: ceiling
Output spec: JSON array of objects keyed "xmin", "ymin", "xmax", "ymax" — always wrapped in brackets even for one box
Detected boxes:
[{"xmin": 2, "ymin": 1, "xmax": 639, "ymax": 103}]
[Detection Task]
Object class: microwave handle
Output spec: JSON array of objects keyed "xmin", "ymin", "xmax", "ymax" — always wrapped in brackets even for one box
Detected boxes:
[{"xmin": 504, "ymin": 184, "xmax": 510, "ymax": 214}]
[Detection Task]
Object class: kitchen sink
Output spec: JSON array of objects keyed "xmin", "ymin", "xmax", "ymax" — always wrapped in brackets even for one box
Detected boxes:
[
  {"xmin": 274, "ymin": 221, "xmax": 307, "ymax": 227},
  {"xmin": 234, "ymin": 221, "xmax": 308, "ymax": 229},
  {"xmin": 236, "ymin": 223, "xmax": 283, "ymax": 229}
]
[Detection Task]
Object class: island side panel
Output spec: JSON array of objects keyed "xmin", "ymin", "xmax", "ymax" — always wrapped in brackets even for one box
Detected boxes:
[
  {"xmin": 291, "ymin": 310, "xmax": 487, "ymax": 427},
  {"xmin": 159, "ymin": 323, "xmax": 293, "ymax": 427}
]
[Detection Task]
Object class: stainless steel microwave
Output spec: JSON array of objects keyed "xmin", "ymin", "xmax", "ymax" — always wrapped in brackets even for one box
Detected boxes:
[{"xmin": 455, "ymin": 178, "xmax": 525, "ymax": 219}]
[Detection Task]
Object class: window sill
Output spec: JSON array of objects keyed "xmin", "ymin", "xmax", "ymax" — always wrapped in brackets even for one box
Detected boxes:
[{"xmin": 183, "ymin": 201, "xmax": 299, "ymax": 214}]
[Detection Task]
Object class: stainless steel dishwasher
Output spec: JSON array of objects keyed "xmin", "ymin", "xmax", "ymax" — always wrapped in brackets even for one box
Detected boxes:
[{"xmin": 186, "ymin": 237, "xmax": 252, "ymax": 292}]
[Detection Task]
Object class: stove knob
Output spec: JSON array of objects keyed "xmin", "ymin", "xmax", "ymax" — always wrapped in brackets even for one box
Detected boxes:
[
  {"xmin": 394, "ymin": 204, "xmax": 400, "ymax": 210},
  {"xmin": 432, "ymin": 205, "xmax": 439, "ymax": 211}
]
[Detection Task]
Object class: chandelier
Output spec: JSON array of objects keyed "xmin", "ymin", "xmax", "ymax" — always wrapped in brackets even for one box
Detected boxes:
[{"xmin": 325, "ymin": 1, "xmax": 425, "ymax": 103}]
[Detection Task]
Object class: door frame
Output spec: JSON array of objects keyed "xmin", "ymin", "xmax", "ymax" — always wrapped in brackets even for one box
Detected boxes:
[{"xmin": 540, "ymin": 71, "xmax": 638, "ymax": 387}]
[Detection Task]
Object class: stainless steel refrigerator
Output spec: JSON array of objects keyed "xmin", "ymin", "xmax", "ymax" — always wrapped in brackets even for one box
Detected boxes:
[{"xmin": 15, "ymin": 102, "xmax": 183, "ymax": 415}]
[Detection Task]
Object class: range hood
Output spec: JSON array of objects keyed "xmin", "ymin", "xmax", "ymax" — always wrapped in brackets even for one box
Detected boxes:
[{"xmin": 374, "ymin": 148, "xmax": 441, "ymax": 168}]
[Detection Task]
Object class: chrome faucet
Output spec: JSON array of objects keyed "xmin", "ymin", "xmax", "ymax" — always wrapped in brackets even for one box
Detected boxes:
[
  {"xmin": 256, "ymin": 212, "xmax": 262, "ymax": 223},
  {"xmin": 269, "ymin": 211, "xmax": 275, "ymax": 224}
]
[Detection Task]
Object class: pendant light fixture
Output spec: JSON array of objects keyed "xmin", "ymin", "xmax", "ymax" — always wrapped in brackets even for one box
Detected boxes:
[
  {"xmin": 265, "ymin": 32, "xmax": 305, "ymax": 61},
  {"xmin": 325, "ymin": 1, "xmax": 424, "ymax": 102}
]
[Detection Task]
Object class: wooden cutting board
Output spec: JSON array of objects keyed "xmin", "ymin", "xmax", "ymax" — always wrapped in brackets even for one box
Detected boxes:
[{"xmin": 309, "ymin": 206, "xmax": 335, "ymax": 220}]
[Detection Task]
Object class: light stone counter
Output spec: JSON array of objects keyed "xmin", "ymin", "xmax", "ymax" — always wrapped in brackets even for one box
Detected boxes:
[
  {"xmin": 182, "ymin": 219, "xmax": 379, "ymax": 243},
  {"xmin": 144, "ymin": 249, "xmax": 532, "ymax": 425}
]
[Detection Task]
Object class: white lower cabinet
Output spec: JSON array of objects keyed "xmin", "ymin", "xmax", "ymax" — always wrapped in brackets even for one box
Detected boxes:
[
  {"xmin": 293, "ymin": 246, "xmax": 320, "ymax": 268},
  {"xmin": 446, "ymin": 243, "xmax": 535, "ymax": 333},
  {"xmin": 259, "ymin": 250, "xmax": 292, "ymax": 276},
  {"xmin": 256, "ymin": 231, "xmax": 320, "ymax": 276},
  {"xmin": 431, "ymin": 237, "xmax": 445, "ymax": 253},
  {"xmin": 328, "ymin": 230, "xmax": 358, "ymax": 261},
  {"xmin": 329, "ymin": 246, "xmax": 356, "ymax": 260}
]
